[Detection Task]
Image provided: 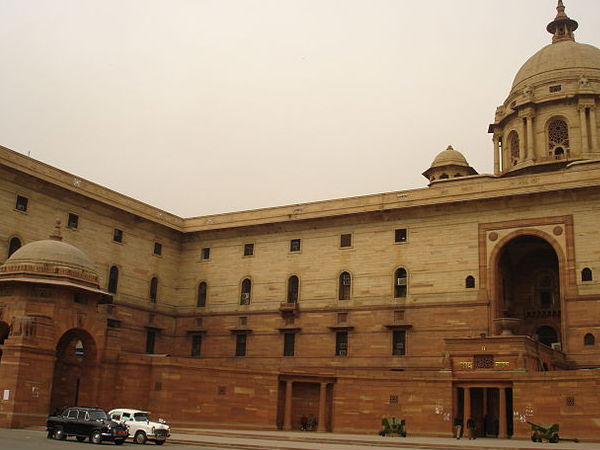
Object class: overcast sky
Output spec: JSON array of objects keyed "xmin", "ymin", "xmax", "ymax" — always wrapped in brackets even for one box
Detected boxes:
[{"xmin": 1, "ymin": 0, "xmax": 599, "ymax": 217}]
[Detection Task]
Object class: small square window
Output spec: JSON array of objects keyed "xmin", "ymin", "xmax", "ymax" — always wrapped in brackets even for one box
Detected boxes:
[
  {"xmin": 395, "ymin": 228, "xmax": 407, "ymax": 243},
  {"xmin": 337, "ymin": 312, "xmax": 348, "ymax": 323},
  {"xmin": 15, "ymin": 195, "xmax": 28, "ymax": 212},
  {"xmin": 113, "ymin": 228, "xmax": 123, "ymax": 243},
  {"xmin": 201, "ymin": 247, "xmax": 211, "ymax": 260},
  {"xmin": 239, "ymin": 316, "xmax": 248, "ymax": 327},
  {"xmin": 290, "ymin": 239, "xmax": 301, "ymax": 252},
  {"xmin": 67, "ymin": 213, "xmax": 79, "ymax": 229},
  {"xmin": 244, "ymin": 243, "xmax": 254, "ymax": 256},
  {"xmin": 154, "ymin": 242, "xmax": 162, "ymax": 256},
  {"xmin": 340, "ymin": 233, "xmax": 352, "ymax": 248}
]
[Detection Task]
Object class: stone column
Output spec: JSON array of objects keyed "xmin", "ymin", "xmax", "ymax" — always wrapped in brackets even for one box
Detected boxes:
[
  {"xmin": 463, "ymin": 387, "xmax": 471, "ymax": 433},
  {"xmin": 493, "ymin": 134, "xmax": 500, "ymax": 173},
  {"xmin": 482, "ymin": 388, "xmax": 487, "ymax": 436},
  {"xmin": 590, "ymin": 106, "xmax": 598, "ymax": 151},
  {"xmin": 498, "ymin": 387, "xmax": 507, "ymax": 439},
  {"xmin": 452, "ymin": 387, "xmax": 459, "ymax": 437},
  {"xmin": 317, "ymin": 382, "xmax": 327, "ymax": 432},
  {"xmin": 580, "ymin": 106, "xmax": 589, "ymax": 153},
  {"xmin": 283, "ymin": 380, "xmax": 293, "ymax": 430},
  {"xmin": 526, "ymin": 115, "xmax": 534, "ymax": 160}
]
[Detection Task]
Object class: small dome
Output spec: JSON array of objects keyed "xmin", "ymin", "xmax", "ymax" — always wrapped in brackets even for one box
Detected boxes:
[
  {"xmin": 430, "ymin": 145, "xmax": 470, "ymax": 169},
  {"xmin": 511, "ymin": 40, "xmax": 600, "ymax": 93},
  {"xmin": 0, "ymin": 222, "xmax": 99, "ymax": 288}
]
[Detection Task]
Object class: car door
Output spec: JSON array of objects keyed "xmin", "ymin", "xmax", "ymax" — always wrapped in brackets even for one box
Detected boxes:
[{"xmin": 64, "ymin": 409, "xmax": 78, "ymax": 434}]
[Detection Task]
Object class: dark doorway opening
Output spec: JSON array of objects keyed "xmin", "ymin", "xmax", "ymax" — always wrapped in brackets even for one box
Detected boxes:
[
  {"xmin": 50, "ymin": 329, "xmax": 97, "ymax": 412},
  {"xmin": 496, "ymin": 235, "xmax": 561, "ymax": 343}
]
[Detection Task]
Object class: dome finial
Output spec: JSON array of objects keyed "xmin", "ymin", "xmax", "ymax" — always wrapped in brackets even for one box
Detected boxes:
[
  {"xmin": 49, "ymin": 219, "xmax": 63, "ymax": 241},
  {"xmin": 546, "ymin": 0, "xmax": 578, "ymax": 43}
]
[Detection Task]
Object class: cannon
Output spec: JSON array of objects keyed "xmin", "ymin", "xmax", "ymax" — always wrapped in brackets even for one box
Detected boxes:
[
  {"xmin": 379, "ymin": 417, "xmax": 406, "ymax": 437},
  {"xmin": 527, "ymin": 421, "xmax": 578, "ymax": 443}
]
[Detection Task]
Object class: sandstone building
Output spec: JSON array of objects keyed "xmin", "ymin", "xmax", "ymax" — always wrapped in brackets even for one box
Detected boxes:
[{"xmin": 0, "ymin": 1, "xmax": 599, "ymax": 441}]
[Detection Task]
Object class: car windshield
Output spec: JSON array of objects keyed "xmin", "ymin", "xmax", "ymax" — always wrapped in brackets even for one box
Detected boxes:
[
  {"xmin": 133, "ymin": 413, "xmax": 150, "ymax": 422},
  {"xmin": 88, "ymin": 410, "xmax": 108, "ymax": 421}
]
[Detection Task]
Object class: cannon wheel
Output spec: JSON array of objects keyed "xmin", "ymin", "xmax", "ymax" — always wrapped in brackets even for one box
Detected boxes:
[
  {"xmin": 531, "ymin": 432, "xmax": 542, "ymax": 442},
  {"xmin": 549, "ymin": 433, "xmax": 559, "ymax": 443}
]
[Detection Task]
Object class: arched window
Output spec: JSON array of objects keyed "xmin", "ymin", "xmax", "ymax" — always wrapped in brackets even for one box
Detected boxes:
[
  {"xmin": 584, "ymin": 333, "xmax": 595, "ymax": 346},
  {"xmin": 197, "ymin": 282, "xmax": 207, "ymax": 307},
  {"xmin": 582, "ymin": 267, "xmax": 593, "ymax": 282},
  {"xmin": 149, "ymin": 277, "xmax": 158, "ymax": 303},
  {"xmin": 8, "ymin": 237, "xmax": 21, "ymax": 257},
  {"xmin": 536, "ymin": 326, "xmax": 559, "ymax": 347},
  {"xmin": 287, "ymin": 275, "xmax": 299, "ymax": 303},
  {"xmin": 394, "ymin": 268, "xmax": 407, "ymax": 298},
  {"xmin": 465, "ymin": 275, "xmax": 475, "ymax": 289},
  {"xmin": 548, "ymin": 118, "xmax": 569, "ymax": 156},
  {"xmin": 339, "ymin": 272, "xmax": 351, "ymax": 300},
  {"xmin": 108, "ymin": 265, "xmax": 119, "ymax": 294},
  {"xmin": 240, "ymin": 278, "xmax": 251, "ymax": 305},
  {"xmin": 508, "ymin": 130, "xmax": 520, "ymax": 161}
]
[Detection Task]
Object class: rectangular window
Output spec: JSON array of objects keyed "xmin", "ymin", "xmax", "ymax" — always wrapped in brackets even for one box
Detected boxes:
[
  {"xmin": 392, "ymin": 330, "xmax": 406, "ymax": 356},
  {"xmin": 191, "ymin": 334, "xmax": 202, "ymax": 357},
  {"xmin": 340, "ymin": 233, "xmax": 352, "ymax": 248},
  {"xmin": 15, "ymin": 195, "xmax": 28, "ymax": 212},
  {"xmin": 283, "ymin": 333, "xmax": 295, "ymax": 357},
  {"xmin": 113, "ymin": 228, "xmax": 123, "ymax": 243},
  {"xmin": 335, "ymin": 331, "xmax": 348, "ymax": 356},
  {"xmin": 290, "ymin": 239, "xmax": 301, "ymax": 252},
  {"xmin": 146, "ymin": 330, "xmax": 156, "ymax": 354},
  {"xmin": 201, "ymin": 247, "xmax": 210, "ymax": 260},
  {"xmin": 337, "ymin": 312, "xmax": 348, "ymax": 323},
  {"xmin": 67, "ymin": 213, "xmax": 79, "ymax": 229},
  {"xmin": 243, "ymin": 243, "xmax": 254, "ymax": 256},
  {"xmin": 154, "ymin": 242, "xmax": 162, "ymax": 256},
  {"xmin": 235, "ymin": 334, "xmax": 247, "ymax": 357},
  {"xmin": 395, "ymin": 228, "xmax": 407, "ymax": 243}
]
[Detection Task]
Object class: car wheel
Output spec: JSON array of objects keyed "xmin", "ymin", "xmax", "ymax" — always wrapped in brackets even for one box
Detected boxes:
[
  {"xmin": 91, "ymin": 430, "xmax": 103, "ymax": 445},
  {"xmin": 155, "ymin": 441, "xmax": 165, "ymax": 445},
  {"xmin": 134, "ymin": 430, "xmax": 148, "ymax": 445},
  {"xmin": 114, "ymin": 438, "xmax": 125, "ymax": 445},
  {"xmin": 76, "ymin": 436, "xmax": 87, "ymax": 442},
  {"xmin": 54, "ymin": 427, "xmax": 66, "ymax": 440}
]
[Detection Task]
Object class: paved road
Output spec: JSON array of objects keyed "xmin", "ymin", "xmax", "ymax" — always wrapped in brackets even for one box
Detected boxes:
[{"xmin": 0, "ymin": 429, "xmax": 205, "ymax": 450}]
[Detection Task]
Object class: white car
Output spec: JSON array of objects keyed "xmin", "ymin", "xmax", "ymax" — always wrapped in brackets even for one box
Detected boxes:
[{"xmin": 108, "ymin": 409, "xmax": 170, "ymax": 445}]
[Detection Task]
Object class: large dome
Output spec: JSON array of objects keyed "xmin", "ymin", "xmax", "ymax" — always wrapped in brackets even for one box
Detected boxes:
[
  {"xmin": 0, "ymin": 222, "xmax": 100, "ymax": 288},
  {"xmin": 512, "ymin": 40, "xmax": 600, "ymax": 93}
]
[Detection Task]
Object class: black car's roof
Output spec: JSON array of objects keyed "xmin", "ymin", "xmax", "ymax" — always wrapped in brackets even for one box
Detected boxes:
[{"xmin": 67, "ymin": 407, "xmax": 105, "ymax": 411}]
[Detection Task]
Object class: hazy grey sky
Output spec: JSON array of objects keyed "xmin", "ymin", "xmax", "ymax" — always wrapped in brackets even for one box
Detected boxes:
[{"xmin": 1, "ymin": 0, "xmax": 599, "ymax": 217}]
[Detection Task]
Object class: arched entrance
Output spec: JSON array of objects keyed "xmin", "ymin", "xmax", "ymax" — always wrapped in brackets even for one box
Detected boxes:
[
  {"xmin": 0, "ymin": 321, "xmax": 10, "ymax": 365},
  {"xmin": 50, "ymin": 329, "xmax": 98, "ymax": 412},
  {"xmin": 494, "ymin": 235, "xmax": 562, "ymax": 346}
]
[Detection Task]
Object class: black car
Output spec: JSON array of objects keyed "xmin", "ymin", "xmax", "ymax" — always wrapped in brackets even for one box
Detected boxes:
[{"xmin": 47, "ymin": 406, "xmax": 129, "ymax": 445}]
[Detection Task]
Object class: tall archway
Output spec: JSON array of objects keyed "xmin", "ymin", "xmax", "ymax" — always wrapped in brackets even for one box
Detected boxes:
[
  {"xmin": 0, "ymin": 321, "xmax": 10, "ymax": 366},
  {"xmin": 494, "ymin": 235, "xmax": 562, "ymax": 345},
  {"xmin": 50, "ymin": 329, "xmax": 98, "ymax": 412}
]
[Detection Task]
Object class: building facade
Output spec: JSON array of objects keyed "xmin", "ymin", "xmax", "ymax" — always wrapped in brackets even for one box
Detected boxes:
[{"xmin": 0, "ymin": 1, "xmax": 599, "ymax": 441}]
